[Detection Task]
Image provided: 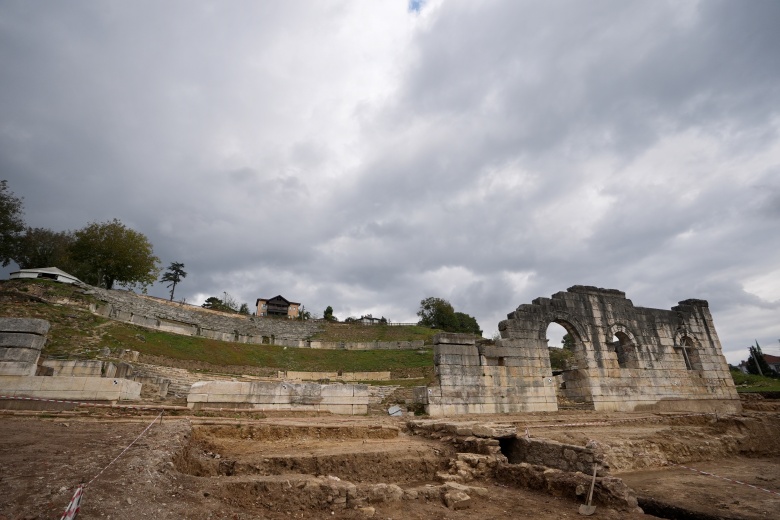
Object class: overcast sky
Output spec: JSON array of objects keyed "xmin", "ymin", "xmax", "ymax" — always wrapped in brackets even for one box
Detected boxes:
[{"xmin": 2, "ymin": 0, "xmax": 779, "ymax": 364}]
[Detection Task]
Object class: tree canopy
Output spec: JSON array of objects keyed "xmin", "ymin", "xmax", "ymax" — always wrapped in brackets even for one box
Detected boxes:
[
  {"xmin": 324, "ymin": 305, "xmax": 337, "ymax": 321},
  {"xmin": 746, "ymin": 341, "xmax": 776, "ymax": 377},
  {"xmin": 160, "ymin": 261, "xmax": 187, "ymax": 301},
  {"xmin": 202, "ymin": 295, "xmax": 240, "ymax": 313},
  {"xmin": 70, "ymin": 219, "xmax": 160, "ymax": 290},
  {"xmin": 13, "ymin": 227, "xmax": 75, "ymax": 271},
  {"xmin": 0, "ymin": 180, "xmax": 25, "ymax": 267},
  {"xmin": 417, "ymin": 297, "xmax": 482, "ymax": 335}
]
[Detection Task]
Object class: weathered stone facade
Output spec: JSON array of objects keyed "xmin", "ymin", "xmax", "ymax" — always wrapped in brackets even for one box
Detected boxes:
[
  {"xmin": 0, "ymin": 317, "xmax": 142, "ymax": 403},
  {"xmin": 422, "ymin": 286, "xmax": 740, "ymax": 415},
  {"xmin": 0, "ymin": 318, "xmax": 49, "ymax": 376},
  {"xmin": 187, "ymin": 381, "xmax": 369, "ymax": 415},
  {"xmin": 89, "ymin": 288, "xmax": 323, "ymax": 344}
]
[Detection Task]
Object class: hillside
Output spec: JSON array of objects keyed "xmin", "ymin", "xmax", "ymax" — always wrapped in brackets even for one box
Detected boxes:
[{"xmin": 0, "ymin": 279, "xmax": 434, "ymax": 379}]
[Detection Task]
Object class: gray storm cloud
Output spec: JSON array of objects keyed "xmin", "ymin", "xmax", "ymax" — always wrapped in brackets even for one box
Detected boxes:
[{"xmin": 1, "ymin": 0, "xmax": 779, "ymax": 363}]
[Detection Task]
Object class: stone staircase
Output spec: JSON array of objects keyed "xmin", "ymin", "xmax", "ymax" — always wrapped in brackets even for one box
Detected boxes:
[{"xmin": 131, "ymin": 363, "xmax": 260, "ymax": 398}]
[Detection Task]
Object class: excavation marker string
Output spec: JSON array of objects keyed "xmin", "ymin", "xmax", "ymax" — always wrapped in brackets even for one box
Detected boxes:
[
  {"xmin": 85, "ymin": 410, "xmax": 163, "ymax": 487},
  {"xmin": 58, "ymin": 410, "xmax": 163, "ymax": 520},
  {"xmin": 673, "ymin": 463, "xmax": 780, "ymax": 497}
]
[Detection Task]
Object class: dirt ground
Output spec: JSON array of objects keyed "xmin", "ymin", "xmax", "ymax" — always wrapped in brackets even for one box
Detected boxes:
[{"xmin": 1, "ymin": 408, "xmax": 778, "ymax": 520}]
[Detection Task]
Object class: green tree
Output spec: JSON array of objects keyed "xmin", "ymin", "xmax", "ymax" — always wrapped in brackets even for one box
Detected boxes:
[
  {"xmin": 160, "ymin": 261, "xmax": 187, "ymax": 301},
  {"xmin": 417, "ymin": 297, "xmax": 482, "ymax": 335},
  {"xmin": 454, "ymin": 311, "xmax": 482, "ymax": 336},
  {"xmin": 238, "ymin": 303, "xmax": 250, "ymax": 315},
  {"xmin": 0, "ymin": 180, "xmax": 25, "ymax": 267},
  {"xmin": 70, "ymin": 219, "xmax": 160, "ymax": 290},
  {"xmin": 324, "ymin": 305, "xmax": 336, "ymax": 321},
  {"xmin": 13, "ymin": 227, "xmax": 75, "ymax": 270},
  {"xmin": 202, "ymin": 296, "xmax": 225, "ymax": 310},
  {"xmin": 222, "ymin": 292, "xmax": 239, "ymax": 312},
  {"xmin": 562, "ymin": 333, "xmax": 575, "ymax": 351},
  {"xmin": 202, "ymin": 294, "xmax": 239, "ymax": 313},
  {"xmin": 746, "ymin": 341, "xmax": 775, "ymax": 377},
  {"xmin": 417, "ymin": 297, "xmax": 457, "ymax": 330},
  {"xmin": 298, "ymin": 305, "xmax": 312, "ymax": 321}
]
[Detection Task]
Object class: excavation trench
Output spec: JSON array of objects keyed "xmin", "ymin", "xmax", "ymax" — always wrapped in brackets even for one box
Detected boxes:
[{"xmin": 175, "ymin": 423, "xmax": 454, "ymax": 483}]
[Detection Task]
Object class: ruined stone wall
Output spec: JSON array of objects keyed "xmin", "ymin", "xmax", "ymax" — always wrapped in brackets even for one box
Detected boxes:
[
  {"xmin": 187, "ymin": 381, "xmax": 369, "ymax": 415},
  {"xmin": 498, "ymin": 286, "xmax": 739, "ymax": 413},
  {"xmin": 423, "ymin": 333, "xmax": 558, "ymax": 415},
  {"xmin": 89, "ymin": 287, "xmax": 324, "ymax": 344},
  {"xmin": 0, "ymin": 318, "xmax": 49, "ymax": 376},
  {"xmin": 0, "ymin": 375, "xmax": 141, "ymax": 401},
  {"xmin": 423, "ymin": 286, "xmax": 739, "ymax": 415}
]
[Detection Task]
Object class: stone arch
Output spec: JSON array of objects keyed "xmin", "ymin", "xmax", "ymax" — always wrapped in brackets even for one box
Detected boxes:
[
  {"xmin": 535, "ymin": 311, "xmax": 592, "ymax": 374},
  {"xmin": 609, "ymin": 323, "xmax": 639, "ymax": 369},
  {"xmin": 543, "ymin": 311, "xmax": 589, "ymax": 345}
]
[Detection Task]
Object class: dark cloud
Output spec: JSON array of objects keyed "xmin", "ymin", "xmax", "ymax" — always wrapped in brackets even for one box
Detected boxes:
[{"xmin": 1, "ymin": 1, "xmax": 778, "ymax": 363}]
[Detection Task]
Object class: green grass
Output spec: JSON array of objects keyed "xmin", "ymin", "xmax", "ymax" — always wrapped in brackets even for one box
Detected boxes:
[
  {"xmin": 310, "ymin": 322, "xmax": 440, "ymax": 344},
  {"xmin": 730, "ymin": 368, "xmax": 780, "ymax": 392},
  {"xmin": 0, "ymin": 279, "xmax": 436, "ymax": 376},
  {"xmin": 99, "ymin": 322, "xmax": 434, "ymax": 373}
]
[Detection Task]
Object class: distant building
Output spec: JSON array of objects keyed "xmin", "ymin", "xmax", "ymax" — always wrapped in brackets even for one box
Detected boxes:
[
  {"xmin": 764, "ymin": 354, "xmax": 780, "ymax": 374},
  {"xmin": 256, "ymin": 295, "xmax": 300, "ymax": 319},
  {"xmin": 9, "ymin": 267, "xmax": 83, "ymax": 285},
  {"xmin": 359, "ymin": 314, "xmax": 384, "ymax": 325},
  {"xmin": 738, "ymin": 355, "xmax": 780, "ymax": 375}
]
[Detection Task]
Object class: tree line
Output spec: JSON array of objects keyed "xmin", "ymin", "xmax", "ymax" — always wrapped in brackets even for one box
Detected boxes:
[
  {"xmin": 2, "ymin": 180, "xmax": 485, "ymax": 329},
  {"xmin": 1, "ymin": 180, "xmax": 163, "ymax": 291}
]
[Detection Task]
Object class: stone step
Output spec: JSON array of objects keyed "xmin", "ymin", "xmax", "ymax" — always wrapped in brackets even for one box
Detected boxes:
[{"xmin": 131, "ymin": 363, "xmax": 249, "ymax": 398}]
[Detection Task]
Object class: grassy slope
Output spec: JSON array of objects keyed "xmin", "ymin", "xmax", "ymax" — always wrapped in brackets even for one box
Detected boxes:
[
  {"xmin": 730, "ymin": 368, "xmax": 780, "ymax": 392},
  {"xmin": 101, "ymin": 322, "xmax": 433, "ymax": 373},
  {"xmin": 0, "ymin": 279, "xmax": 434, "ymax": 375},
  {"xmin": 310, "ymin": 321, "xmax": 438, "ymax": 343}
]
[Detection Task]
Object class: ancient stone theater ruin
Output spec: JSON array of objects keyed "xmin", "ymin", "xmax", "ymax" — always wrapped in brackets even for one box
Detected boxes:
[{"xmin": 422, "ymin": 286, "xmax": 740, "ymax": 415}]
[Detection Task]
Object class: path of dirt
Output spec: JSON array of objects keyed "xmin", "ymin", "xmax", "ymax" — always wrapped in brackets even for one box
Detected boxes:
[
  {"xmin": 0, "ymin": 412, "xmax": 653, "ymax": 520},
  {"xmin": 1, "ymin": 409, "xmax": 779, "ymax": 519}
]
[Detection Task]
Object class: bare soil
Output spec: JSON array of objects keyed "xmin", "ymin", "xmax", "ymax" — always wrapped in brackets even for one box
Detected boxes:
[{"xmin": 1, "ymin": 409, "xmax": 778, "ymax": 520}]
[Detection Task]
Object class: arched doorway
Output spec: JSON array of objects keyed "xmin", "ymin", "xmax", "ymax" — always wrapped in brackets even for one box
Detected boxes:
[
  {"xmin": 544, "ymin": 319, "xmax": 593, "ymax": 408},
  {"xmin": 545, "ymin": 322, "xmax": 574, "ymax": 372}
]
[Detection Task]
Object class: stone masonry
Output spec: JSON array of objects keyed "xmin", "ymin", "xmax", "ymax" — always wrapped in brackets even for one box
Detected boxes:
[
  {"xmin": 0, "ymin": 317, "xmax": 142, "ymax": 403},
  {"xmin": 421, "ymin": 286, "xmax": 740, "ymax": 415},
  {"xmin": 89, "ymin": 288, "xmax": 425, "ymax": 350},
  {"xmin": 423, "ymin": 333, "xmax": 558, "ymax": 415},
  {"xmin": 0, "ymin": 318, "xmax": 50, "ymax": 376},
  {"xmin": 89, "ymin": 288, "xmax": 323, "ymax": 344}
]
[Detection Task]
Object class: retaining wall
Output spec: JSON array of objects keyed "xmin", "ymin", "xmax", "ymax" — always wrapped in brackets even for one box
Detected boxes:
[
  {"xmin": 89, "ymin": 287, "xmax": 323, "ymax": 344},
  {"xmin": 281, "ymin": 371, "xmax": 392, "ymax": 381},
  {"xmin": 0, "ymin": 376, "xmax": 141, "ymax": 402},
  {"xmin": 0, "ymin": 318, "xmax": 50, "ymax": 376},
  {"xmin": 88, "ymin": 288, "xmax": 427, "ymax": 351},
  {"xmin": 187, "ymin": 381, "xmax": 369, "ymax": 415}
]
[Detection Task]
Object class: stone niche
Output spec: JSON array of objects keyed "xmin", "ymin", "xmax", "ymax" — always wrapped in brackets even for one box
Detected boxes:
[{"xmin": 422, "ymin": 286, "xmax": 740, "ymax": 415}]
